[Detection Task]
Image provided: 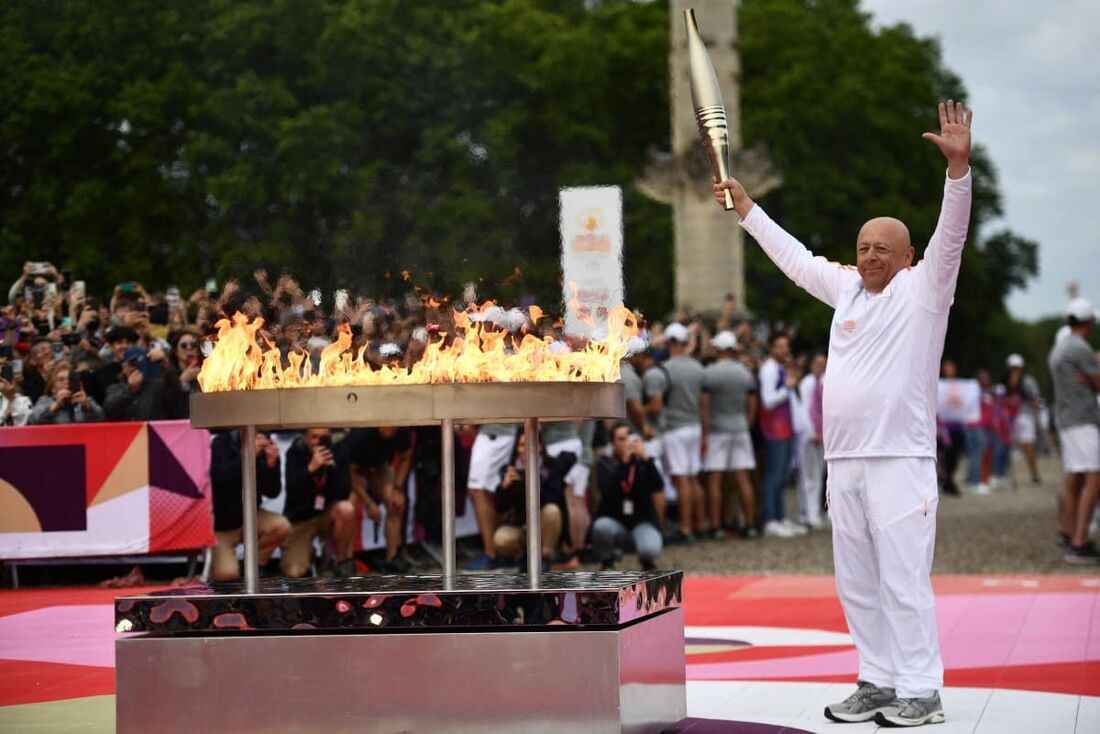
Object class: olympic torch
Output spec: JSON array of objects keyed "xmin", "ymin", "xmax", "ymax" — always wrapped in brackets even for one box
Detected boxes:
[{"xmin": 684, "ymin": 8, "xmax": 734, "ymax": 210}]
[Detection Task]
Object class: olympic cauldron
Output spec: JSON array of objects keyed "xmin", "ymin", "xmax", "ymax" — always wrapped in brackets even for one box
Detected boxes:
[{"xmin": 114, "ymin": 318, "xmax": 686, "ymax": 733}]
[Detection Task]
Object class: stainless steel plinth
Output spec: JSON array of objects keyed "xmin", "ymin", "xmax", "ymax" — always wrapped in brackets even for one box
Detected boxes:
[{"xmin": 116, "ymin": 608, "xmax": 686, "ymax": 734}]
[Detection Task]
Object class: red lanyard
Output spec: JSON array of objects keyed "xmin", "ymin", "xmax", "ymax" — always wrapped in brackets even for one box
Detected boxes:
[{"xmin": 620, "ymin": 462, "xmax": 637, "ymax": 496}]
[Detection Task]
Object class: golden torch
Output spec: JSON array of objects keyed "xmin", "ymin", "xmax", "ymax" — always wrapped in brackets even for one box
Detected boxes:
[{"xmin": 684, "ymin": 8, "xmax": 734, "ymax": 210}]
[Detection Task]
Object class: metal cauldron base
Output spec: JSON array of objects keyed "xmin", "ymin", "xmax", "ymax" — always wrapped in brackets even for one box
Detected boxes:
[{"xmin": 115, "ymin": 572, "xmax": 686, "ymax": 734}]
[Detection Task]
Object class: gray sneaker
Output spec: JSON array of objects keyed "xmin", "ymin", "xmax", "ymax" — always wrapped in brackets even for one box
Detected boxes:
[
  {"xmin": 824, "ymin": 680, "xmax": 897, "ymax": 723},
  {"xmin": 875, "ymin": 691, "xmax": 945, "ymax": 727}
]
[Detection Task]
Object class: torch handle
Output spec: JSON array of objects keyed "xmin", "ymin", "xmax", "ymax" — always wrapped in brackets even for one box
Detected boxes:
[{"xmin": 722, "ymin": 188, "xmax": 734, "ymax": 211}]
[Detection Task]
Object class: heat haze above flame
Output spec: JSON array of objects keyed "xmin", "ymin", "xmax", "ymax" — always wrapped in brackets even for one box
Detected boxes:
[{"xmin": 197, "ymin": 301, "xmax": 638, "ymax": 392}]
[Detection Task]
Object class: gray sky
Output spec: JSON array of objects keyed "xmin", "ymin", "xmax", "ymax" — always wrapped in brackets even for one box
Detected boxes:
[{"xmin": 863, "ymin": 0, "xmax": 1100, "ymax": 321}]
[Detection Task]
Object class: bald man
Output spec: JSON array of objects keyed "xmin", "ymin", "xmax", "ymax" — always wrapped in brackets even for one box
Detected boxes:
[{"xmin": 715, "ymin": 101, "xmax": 973, "ymax": 728}]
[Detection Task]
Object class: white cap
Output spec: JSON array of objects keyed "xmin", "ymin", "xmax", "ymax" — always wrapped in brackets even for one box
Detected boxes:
[
  {"xmin": 1067, "ymin": 297, "xmax": 1097, "ymax": 322},
  {"xmin": 1006, "ymin": 353, "xmax": 1024, "ymax": 369},
  {"xmin": 711, "ymin": 330, "xmax": 737, "ymax": 351},
  {"xmin": 665, "ymin": 322, "xmax": 689, "ymax": 343},
  {"xmin": 625, "ymin": 335, "xmax": 648, "ymax": 356}
]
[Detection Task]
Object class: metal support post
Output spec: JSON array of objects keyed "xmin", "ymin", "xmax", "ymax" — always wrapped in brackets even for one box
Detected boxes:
[
  {"xmin": 240, "ymin": 425, "xmax": 259, "ymax": 594},
  {"xmin": 441, "ymin": 418, "xmax": 456, "ymax": 590},
  {"xmin": 524, "ymin": 417, "xmax": 541, "ymax": 588}
]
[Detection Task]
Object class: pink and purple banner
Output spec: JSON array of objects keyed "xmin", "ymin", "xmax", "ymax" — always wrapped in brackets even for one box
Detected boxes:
[{"xmin": 0, "ymin": 421, "xmax": 213, "ymax": 559}]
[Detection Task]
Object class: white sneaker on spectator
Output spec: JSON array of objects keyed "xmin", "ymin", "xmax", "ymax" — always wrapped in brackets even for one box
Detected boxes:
[
  {"xmin": 781, "ymin": 519, "xmax": 810, "ymax": 536},
  {"xmin": 764, "ymin": 520, "xmax": 794, "ymax": 538},
  {"xmin": 975, "ymin": 482, "xmax": 992, "ymax": 496}
]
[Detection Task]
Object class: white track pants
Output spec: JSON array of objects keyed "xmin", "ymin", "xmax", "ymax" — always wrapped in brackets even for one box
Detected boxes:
[
  {"xmin": 827, "ymin": 457, "xmax": 942, "ymax": 698},
  {"xmin": 798, "ymin": 439, "xmax": 825, "ymax": 526}
]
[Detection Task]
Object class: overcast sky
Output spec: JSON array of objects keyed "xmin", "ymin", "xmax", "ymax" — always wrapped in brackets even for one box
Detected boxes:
[{"xmin": 862, "ymin": 0, "xmax": 1099, "ymax": 321}]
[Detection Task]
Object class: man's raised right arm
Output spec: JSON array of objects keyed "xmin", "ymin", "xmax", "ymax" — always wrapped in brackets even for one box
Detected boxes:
[{"xmin": 714, "ymin": 178, "xmax": 858, "ymax": 308}]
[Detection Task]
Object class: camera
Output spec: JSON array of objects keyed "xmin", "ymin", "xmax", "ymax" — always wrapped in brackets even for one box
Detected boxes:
[
  {"xmin": 61, "ymin": 332, "xmax": 82, "ymax": 347},
  {"xmin": 29, "ymin": 262, "xmax": 49, "ymax": 276}
]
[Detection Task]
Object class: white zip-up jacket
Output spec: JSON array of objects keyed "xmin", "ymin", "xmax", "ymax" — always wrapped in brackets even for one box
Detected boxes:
[{"xmin": 739, "ymin": 170, "xmax": 972, "ymax": 460}]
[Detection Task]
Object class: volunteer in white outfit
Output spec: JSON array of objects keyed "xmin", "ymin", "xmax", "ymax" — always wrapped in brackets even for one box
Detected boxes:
[
  {"xmin": 797, "ymin": 353, "xmax": 827, "ymax": 528},
  {"xmin": 715, "ymin": 100, "xmax": 973, "ymax": 728}
]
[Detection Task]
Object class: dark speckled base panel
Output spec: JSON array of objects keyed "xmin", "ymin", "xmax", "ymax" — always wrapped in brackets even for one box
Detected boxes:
[{"xmin": 115, "ymin": 570, "xmax": 683, "ymax": 634}]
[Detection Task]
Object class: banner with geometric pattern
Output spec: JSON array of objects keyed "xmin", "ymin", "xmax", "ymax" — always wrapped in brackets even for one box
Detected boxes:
[{"xmin": 0, "ymin": 420, "xmax": 213, "ymax": 559}]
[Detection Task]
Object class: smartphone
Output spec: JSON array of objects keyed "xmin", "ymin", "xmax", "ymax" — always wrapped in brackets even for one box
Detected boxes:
[
  {"xmin": 61, "ymin": 332, "xmax": 81, "ymax": 347},
  {"xmin": 30, "ymin": 262, "xmax": 49, "ymax": 275},
  {"xmin": 137, "ymin": 357, "xmax": 164, "ymax": 381},
  {"xmin": 205, "ymin": 278, "xmax": 218, "ymax": 295},
  {"xmin": 60, "ymin": 268, "xmax": 72, "ymax": 285},
  {"xmin": 69, "ymin": 371, "xmax": 82, "ymax": 392},
  {"xmin": 61, "ymin": 316, "xmax": 73, "ymax": 329},
  {"xmin": 308, "ymin": 289, "xmax": 322, "ymax": 307},
  {"xmin": 11, "ymin": 360, "xmax": 23, "ymax": 378},
  {"xmin": 0, "ymin": 364, "xmax": 13, "ymax": 383},
  {"xmin": 119, "ymin": 281, "xmax": 135, "ymax": 295},
  {"xmin": 0, "ymin": 344, "xmax": 13, "ymax": 360},
  {"xmin": 334, "ymin": 289, "xmax": 349, "ymax": 312},
  {"xmin": 72, "ymin": 280, "xmax": 86, "ymax": 302},
  {"xmin": 51, "ymin": 342, "xmax": 65, "ymax": 359},
  {"xmin": 166, "ymin": 286, "xmax": 181, "ymax": 310}
]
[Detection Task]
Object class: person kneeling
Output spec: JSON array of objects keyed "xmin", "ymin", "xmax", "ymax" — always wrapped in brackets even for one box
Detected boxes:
[
  {"xmin": 593, "ymin": 422, "xmax": 664, "ymax": 571},
  {"xmin": 210, "ymin": 430, "xmax": 289, "ymax": 582},
  {"xmin": 281, "ymin": 428, "xmax": 357, "ymax": 577},
  {"xmin": 492, "ymin": 430, "xmax": 571, "ymax": 569}
]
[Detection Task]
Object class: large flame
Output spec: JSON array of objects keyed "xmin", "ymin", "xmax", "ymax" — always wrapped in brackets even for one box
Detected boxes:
[{"xmin": 197, "ymin": 303, "xmax": 638, "ymax": 392}]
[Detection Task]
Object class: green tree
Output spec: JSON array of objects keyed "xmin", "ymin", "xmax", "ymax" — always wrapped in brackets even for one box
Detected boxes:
[
  {"xmin": 738, "ymin": 0, "xmax": 1038, "ymax": 370},
  {"xmin": 1, "ymin": 0, "xmax": 1037, "ymax": 373}
]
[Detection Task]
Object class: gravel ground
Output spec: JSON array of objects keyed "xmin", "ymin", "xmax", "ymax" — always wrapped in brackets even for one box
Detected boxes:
[{"xmin": 614, "ymin": 455, "xmax": 1100, "ymax": 576}]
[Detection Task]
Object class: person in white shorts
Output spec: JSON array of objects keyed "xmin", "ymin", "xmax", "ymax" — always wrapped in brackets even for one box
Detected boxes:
[
  {"xmin": 648, "ymin": 323, "xmax": 706, "ymax": 542},
  {"xmin": 542, "ymin": 420, "xmax": 592, "ymax": 557},
  {"xmin": 1003, "ymin": 353, "xmax": 1042, "ymax": 485},
  {"xmin": 463, "ymin": 423, "xmax": 517, "ymax": 571},
  {"xmin": 638, "ymin": 348, "xmax": 675, "ymax": 527},
  {"xmin": 701, "ymin": 330, "xmax": 758, "ymax": 538},
  {"xmin": 1047, "ymin": 298, "xmax": 1100, "ymax": 563},
  {"xmin": 797, "ymin": 353, "xmax": 827, "ymax": 528},
  {"xmin": 715, "ymin": 100, "xmax": 974, "ymax": 727}
]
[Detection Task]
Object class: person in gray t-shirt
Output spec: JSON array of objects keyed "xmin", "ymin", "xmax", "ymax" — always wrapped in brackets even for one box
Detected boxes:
[
  {"xmin": 621, "ymin": 360, "xmax": 646, "ymax": 437},
  {"xmin": 701, "ymin": 331, "xmax": 759, "ymax": 537},
  {"xmin": 653, "ymin": 323, "xmax": 706, "ymax": 541},
  {"xmin": 1047, "ymin": 298, "xmax": 1100, "ymax": 562}
]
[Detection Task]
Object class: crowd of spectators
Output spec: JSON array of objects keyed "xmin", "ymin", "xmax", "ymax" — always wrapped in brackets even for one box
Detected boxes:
[{"xmin": 2, "ymin": 261, "xmax": 1095, "ymax": 573}]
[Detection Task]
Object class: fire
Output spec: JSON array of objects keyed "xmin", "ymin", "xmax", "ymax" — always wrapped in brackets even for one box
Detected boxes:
[{"xmin": 197, "ymin": 302, "xmax": 638, "ymax": 392}]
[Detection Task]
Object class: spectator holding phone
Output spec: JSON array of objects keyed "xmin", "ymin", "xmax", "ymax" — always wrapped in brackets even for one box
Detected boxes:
[
  {"xmin": 168, "ymin": 327, "xmax": 203, "ymax": 418},
  {"xmin": 0, "ymin": 362, "xmax": 32, "ymax": 426},
  {"xmin": 592, "ymin": 422, "xmax": 664, "ymax": 570},
  {"xmin": 209, "ymin": 430, "xmax": 289, "ymax": 581},
  {"xmin": 492, "ymin": 429, "xmax": 570, "ymax": 569},
  {"xmin": 103, "ymin": 345, "xmax": 180, "ymax": 421},
  {"xmin": 19, "ymin": 337, "xmax": 55, "ymax": 404},
  {"xmin": 281, "ymin": 429, "xmax": 356, "ymax": 577},
  {"xmin": 29, "ymin": 362, "xmax": 104, "ymax": 424}
]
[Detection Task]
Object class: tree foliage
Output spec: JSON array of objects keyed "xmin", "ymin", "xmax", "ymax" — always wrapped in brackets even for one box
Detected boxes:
[
  {"xmin": 738, "ymin": 0, "xmax": 1038, "ymax": 370},
  {"xmin": 1, "ymin": 0, "xmax": 1038, "ymax": 370}
]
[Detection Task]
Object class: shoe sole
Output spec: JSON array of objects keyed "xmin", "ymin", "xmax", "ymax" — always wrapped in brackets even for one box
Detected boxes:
[
  {"xmin": 1063, "ymin": 555, "xmax": 1100, "ymax": 565},
  {"xmin": 874, "ymin": 710, "xmax": 945, "ymax": 727},
  {"xmin": 824, "ymin": 705, "xmax": 895, "ymax": 723}
]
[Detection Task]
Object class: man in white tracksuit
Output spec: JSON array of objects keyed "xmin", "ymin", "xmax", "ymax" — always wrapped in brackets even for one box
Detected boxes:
[{"xmin": 714, "ymin": 100, "xmax": 973, "ymax": 727}]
